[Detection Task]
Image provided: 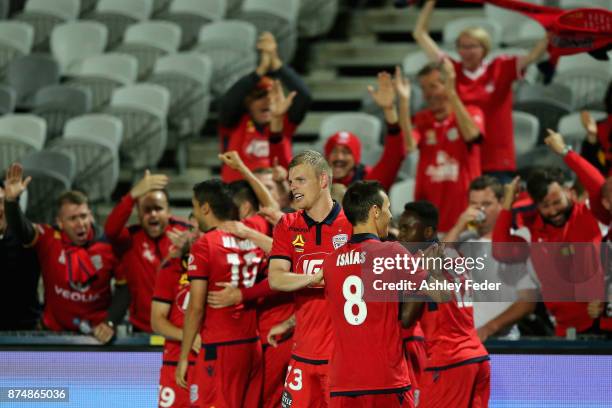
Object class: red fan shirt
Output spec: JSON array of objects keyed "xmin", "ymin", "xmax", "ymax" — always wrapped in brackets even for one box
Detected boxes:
[
  {"xmin": 31, "ymin": 224, "xmax": 119, "ymax": 331},
  {"xmin": 269, "ymin": 202, "xmax": 352, "ymax": 361},
  {"xmin": 188, "ymin": 229, "xmax": 265, "ymax": 343},
  {"xmin": 413, "ymin": 107, "xmax": 484, "ymax": 232},
  {"xmin": 451, "ymin": 56, "xmax": 520, "ymax": 173}
]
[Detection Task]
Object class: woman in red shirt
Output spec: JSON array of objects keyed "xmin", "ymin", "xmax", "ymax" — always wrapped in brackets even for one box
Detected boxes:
[{"xmin": 413, "ymin": 0, "xmax": 548, "ymax": 182}]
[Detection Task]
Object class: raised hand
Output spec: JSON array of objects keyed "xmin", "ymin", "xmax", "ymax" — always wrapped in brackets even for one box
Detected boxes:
[
  {"xmin": 393, "ymin": 65, "xmax": 411, "ymax": 101},
  {"xmin": 257, "ymin": 32, "xmax": 282, "ymax": 70},
  {"xmin": 268, "ymin": 80, "xmax": 297, "ymax": 118},
  {"xmin": 502, "ymin": 176, "xmax": 521, "ymax": 210},
  {"xmin": 166, "ymin": 228, "xmax": 192, "ymax": 258},
  {"xmin": 130, "ymin": 170, "xmax": 169, "ymax": 199},
  {"xmin": 441, "ymin": 58, "xmax": 456, "ymax": 91},
  {"xmin": 3, "ymin": 163, "xmax": 31, "ymax": 201},
  {"xmin": 580, "ymin": 111, "xmax": 598, "ymax": 144},
  {"xmin": 368, "ymin": 71, "xmax": 396, "ymax": 110},
  {"xmin": 218, "ymin": 151, "xmax": 246, "ymax": 172},
  {"xmin": 544, "ymin": 128, "xmax": 568, "ymax": 156}
]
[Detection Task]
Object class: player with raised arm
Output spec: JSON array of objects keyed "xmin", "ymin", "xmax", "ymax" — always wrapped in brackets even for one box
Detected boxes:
[
  {"xmin": 268, "ymin": 150, "xmax": 352, "ymax": 408},
  {"xmin": 176, "ymin": 180, "xmax": 265, "ymax": 408}
]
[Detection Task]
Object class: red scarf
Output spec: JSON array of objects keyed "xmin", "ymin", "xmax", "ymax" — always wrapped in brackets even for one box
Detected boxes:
[{"xmin": 61, "ymin": 229, "xmax": 98, "ymax": 288}]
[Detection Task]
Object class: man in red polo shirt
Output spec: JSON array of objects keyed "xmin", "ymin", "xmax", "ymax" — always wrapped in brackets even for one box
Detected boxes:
[
  {"xmin": 493, "ymin": 130, "xmax": 609, "ymax": 337},
  {"xmin": 397, "ymin": 61, "xmax": 485, "ymax": 232},
  {"xmin": 268, "ymin": 150, "xmax": 353, "ymax": 408},
  {"xmin": 177, "ymin": 179, "xmax": 266, "ymax": 408},
  {"xmin": 324, "ymin": 72, "xmax": 406, "ymax": 191},
  {"xmin": 105, "ymin": 170, "xmax": 190, "ymax": 332},
  {"xmin": 219, "ymin": 32, "xmax": 311, "ymax": 182},
  {"xmin": 3, "ymin": 163, "xmax": 127, "ymax": 343}
]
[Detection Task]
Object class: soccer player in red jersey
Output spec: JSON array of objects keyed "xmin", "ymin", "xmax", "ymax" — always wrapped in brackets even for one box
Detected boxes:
[
  {"xmin": 323, "ymin": 72, "xmax": 406, "ymax": 191},
  {"xmin": 322, "ymin": 180, "xmax": 414, "ymax": 408},
  {"xmin": 268, "ymin": 150, "xmax": 352, "ymax": 408},
  {"xmin": 219, "ymin": 32, "xmax": 311, "ymax": 182},
  {"xmin": 400, "ymin": 201, "xmax": 490, "ymax": 408},
  {"xmin": 105, "ymin": 170, "xmax": 190, "ymax": 333},
  {"xmin": 396, "ymin": 60, "xmax": 485, "ymax": 232},
  {"xmin": 177, "ymin": 180, "xmax": 265, "ymax": 408},
  {"xmin": 413, "ymin": 0, "xmax": 548, "ymax": 180},
  {"xmin": 493, "ymin": 130, "xmax": 610, "ymax": 337},
  {"xmin": 3, "ymin": 163, "xmax": 127, "ymax": 343}
]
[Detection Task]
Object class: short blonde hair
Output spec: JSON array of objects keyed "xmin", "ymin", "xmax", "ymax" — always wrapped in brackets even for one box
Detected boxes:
[
  {"xmin": 456, "ymin": 27, "xmax": 491, "ymax": 57},
  {"xmin": 289, "ymin": 150, "xmax": 332, "ymax": 189}
]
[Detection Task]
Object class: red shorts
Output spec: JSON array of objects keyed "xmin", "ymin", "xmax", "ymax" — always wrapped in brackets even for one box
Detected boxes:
[
  {"xmin": 190, "ymin": 338, "xmax": 263, "ymax": 408},
  {"xmin": 330, "ymin": 390, "xmax": 414, "ymax": 408},
  {"xmin": 419, "ymin": 359, "xmax": 490, "ymax": 408},
  {"xmin": 263, "ymin": 338, "xmax": 293, "ymax": 408},
  {"xmin": 159, "ymin": 363, "xmax": 193, "ymax": 408},
  {"xmin": 403, "ymin": 338, "xmax": 426, "ymax": 394},
  {"xmin": 281, "ymin": 357, "xmax": 330, "ymax": 408}
]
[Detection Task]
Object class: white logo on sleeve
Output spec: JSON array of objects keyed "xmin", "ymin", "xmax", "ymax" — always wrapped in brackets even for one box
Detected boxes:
[
  {"xmin": 332, "ymin": 234, "xmax": 348, "ymax": 249},
  {"xmin": 303, "ymin": 259, "xmax": 324, "ymax": 276}
]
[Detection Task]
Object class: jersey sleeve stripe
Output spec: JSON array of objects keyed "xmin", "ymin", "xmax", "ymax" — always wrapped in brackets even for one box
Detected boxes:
[
  {"xmin": 151, "ymin": 297, "xmax": 173, "ymax": 304},
  {"xmin": 188, "ymin": 276, "xmax": 209, "ymax": 281}
]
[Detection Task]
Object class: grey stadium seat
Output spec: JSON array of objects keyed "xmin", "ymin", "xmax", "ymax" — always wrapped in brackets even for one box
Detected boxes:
[
  {"xmin": 195, "ymin": 20, "xmax": 257, "ymax": 96},
  {"xmin": 85, "ymin": 0, "xmax": 154, "ymax": 49},
  {"xmin": 553, "ymin": 54, "xmax": 612, "ymax": 110},
  {"xmin": 390, "ymin": 178, "xmax": 415, "ymax": 219},
  {"xmin": 320, "ymin": 112, "xmax": 382, "ymax": 149},
  {"xmin": 0, "ymin": 85, "xmax": 16, "ymax": 114},
  {"xmin": 0, "ymin": 22, "xmax": 34, "ymax": 81},
  {"xmin": 298, "ymin": 0, "xmax": 338, "ymax": 38},
  {"xmin": 13, "ymin": 0, "xmax": 80, "ymax": 52},
  {"xmin": 33, "ymin": 85, "xmax": 93, "ymax": 142},
  {"xmin": 66, "ymin": 53, "xmax": 138, "ymax": 110},
  {"xmin": 238, "ymin": 0, "xmax": 299, "ymax": 63},
  {"xmin": 21, "ymin": 150, "xmax": 76, "ymax": 223},
  {"xmin": 114, "ymin": 21, "xmax": 181, "ymax": 80},
  {"xmin": 103, "ymin": 84, "xmax": 170, "ymax": 172},
  {"xmin": 51, "ymin": 21, "xmax": 108, "ymax": 76},
  {"xmin": 0, "ymin": 114, "xmax": 46, "ymax": 173},
  {"xmin": 157, "ymin": 0, "xmax": 226, "ymax": 50},
  {"xmin": 6, "ymin": 54, "xmax": 60, "ymax": 110},
  {"xmin": 558, "ymin": 111, "xmax": 607, "ymax": 152},
  {"xmin": 50, "ymin": 116, "xmax": 122, "ymax": 202},
  {"xmin": 147, "ymin": 53, "xmax": 212, "ymax": 172},
  {"xmin": 513, "ymin": 111, "xmax": 540, "ymax": 157}
]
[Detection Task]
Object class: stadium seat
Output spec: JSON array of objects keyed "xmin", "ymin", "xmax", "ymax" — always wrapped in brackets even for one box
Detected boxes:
[
  {"xmin": 558, "ymin": 111, "xmax": 607, "ymax": 152},
  {"xmin": 104, "ymin": 84, "xmax": 170, "ymax": 172},
  {"xmin": 514, "ymin": 83, "xmax": 573, "ymax": 142},
  {"xmin": 0, "ymin": 0, "xmax": 9, "ymax": 19},
  {"xmin": 239, "ymin": 0, "xmax": 299, "ymax": 62},
  {"xmin": 21, "ymin": 150, "xmax": 76, "ymax": 223},
  {"xmin": 0, "ymin": 85, "xmax": 16, "ymax": 115},
  {"xmin": 157, "ymin": 0, "xmax": 226, "ymax": 50},
  {"xmin": 66, "ymin": 53, "xmax": 138, "ymax": 110},
  {"xmin": 86, "ymin": 0, "xmax": 154, "ymax": 49},
  {"xmin": 484, "ymin": 2, "xmax": 537, "ymax": 45},
  {"xmin": 320, "ymin": 112, "xmax": 382, "ymax": 148},
  {"xmin": 147, "ymin": 53, "xmax": 212, "ymax": 172},
  {"xmin": 0, "ymin": 114, "xmax": 46, "ymax": 173},
  {"xmin": 298, "ymin": 0, "xmax": 338, "ymax": 38},
  {"xmin": 14, "ymin": 0, "xmax": 80, "ymax": 52},
  {"xmin": 442, "ymin": 17, "xmax": 503, "ymax": 49},
  {"xmin": 510, "ymin": 20, "xmax": 546, "ymax": 49},
  {"xmin": 513, "ymin": 111, "xmax": 539, "ymax": 157},
  {"xmin": 114, "ymin": 21, "xmax": 181, "ymax": 79},
  {"xmin": 151, "ymin": 0, "xmax": 173, "ymax": 17},
  {"xmin": 559, "ymin": 0, "xmax": 612, "ymax": 8},
  {"xmin": 51, "ymin": 21, "xmax": 108, "ymax": 75},
  {"xmin": 195, "ymin": 20, "xmax": 257, "ymax": 96},
  {"xmin": 226, "ymin": 0, "xmax": 244, "ymax": 17},
  {"xmin": 0, "ymin": 22, "xmax": 34, "ymax": 81},
  {"xmin": 553, "ymin": 54, "xmax": 612, "ymax": 110},
  {"xmin": 50, "ymin": 114, "xmax": 124, "ymax": 202},
  {"xmin": 516, "ymin": 144, "xmax": 569, "ymax": 174},
  {"xmin": 33, "ymin": 85, "xmax": 92, "ymax": 141},
  {"xmin": 390, "ymin": 177, "xmax": 415, "ymax": 218},
  {"xmin": 6, "ymin": 55, "xmax": 60, "ymax": 109},
  {"xmin": 78, "ymin": 0, "xmax": 99, "ymax": 17},
  {"xmin": 397, "ymin": 150, "xmax": 420, "ymax": 181}
]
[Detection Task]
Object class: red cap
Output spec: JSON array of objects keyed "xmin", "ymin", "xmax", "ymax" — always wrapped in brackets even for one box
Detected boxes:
[
  {"xmin": 256, "ymin": 76, "xmax": 274, "ymax": 90},
  {"xmin": 324, "ymin": 131, "xmax": 362, "ymax": 164}
]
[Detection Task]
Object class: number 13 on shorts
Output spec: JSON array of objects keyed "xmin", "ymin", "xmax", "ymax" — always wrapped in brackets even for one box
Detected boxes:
[{"xmin": 285, "ymin": 366, "xmax": 303, "ymax": 391}]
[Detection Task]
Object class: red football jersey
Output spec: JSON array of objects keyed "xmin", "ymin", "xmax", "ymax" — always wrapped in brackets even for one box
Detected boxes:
[
  {"xmin": 32, "ymin": 224, "xmax": 119, "ymax": 331},
  {"xmin": 188, "ymin": 229, "xmax": 265, "ymax": 343},
  {"xmin": 220, "ymin": 114, "xmax": 297, "ymax": 182},
  {"xmin": 323, "ymin": 233, "xmax": 411, "ymax": 395},
  {"xmin": 451, "ymin": 56, "xmax": 520, "ymax": 173},
  {"xmin": 418, "ymin": 271, "xmax": 488, "ymax": 370},
  {"xmin": 413, "ymin": 106, "xmax": 484, "ymax": 232},
  {"xmin": 269, "ymin": 202, "xmax": 352, "ymax": 361},
  {"xmin": 152, "ymin": 257, "xmax": 197, "ymax": 363}
]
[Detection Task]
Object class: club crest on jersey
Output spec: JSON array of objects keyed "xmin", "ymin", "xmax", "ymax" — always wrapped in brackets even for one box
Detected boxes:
[
  {"xmin": 90, "ymin": 255, "xmax": 102, "ymax": 271},
  {"xmin": 446, "ymin": 127, "xmax": 459, "ymax": 141},
  {"xmin": 189, "ymin": 384, "xmax": 198, "ymax": 404},
  {"xmin": 292, "ymin": 234, "xmax": 305, "ymax": 252},
  {"xmin": 142, "ymin": 242, "xmax": 156, "ymax": 263},
  {"xmin": 332, "ymin": 233, "xmax": 348, "ymax": 249},
  {"xmin": 485, "ymin": 82, "xmax": 495, "ymax": 94}
]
